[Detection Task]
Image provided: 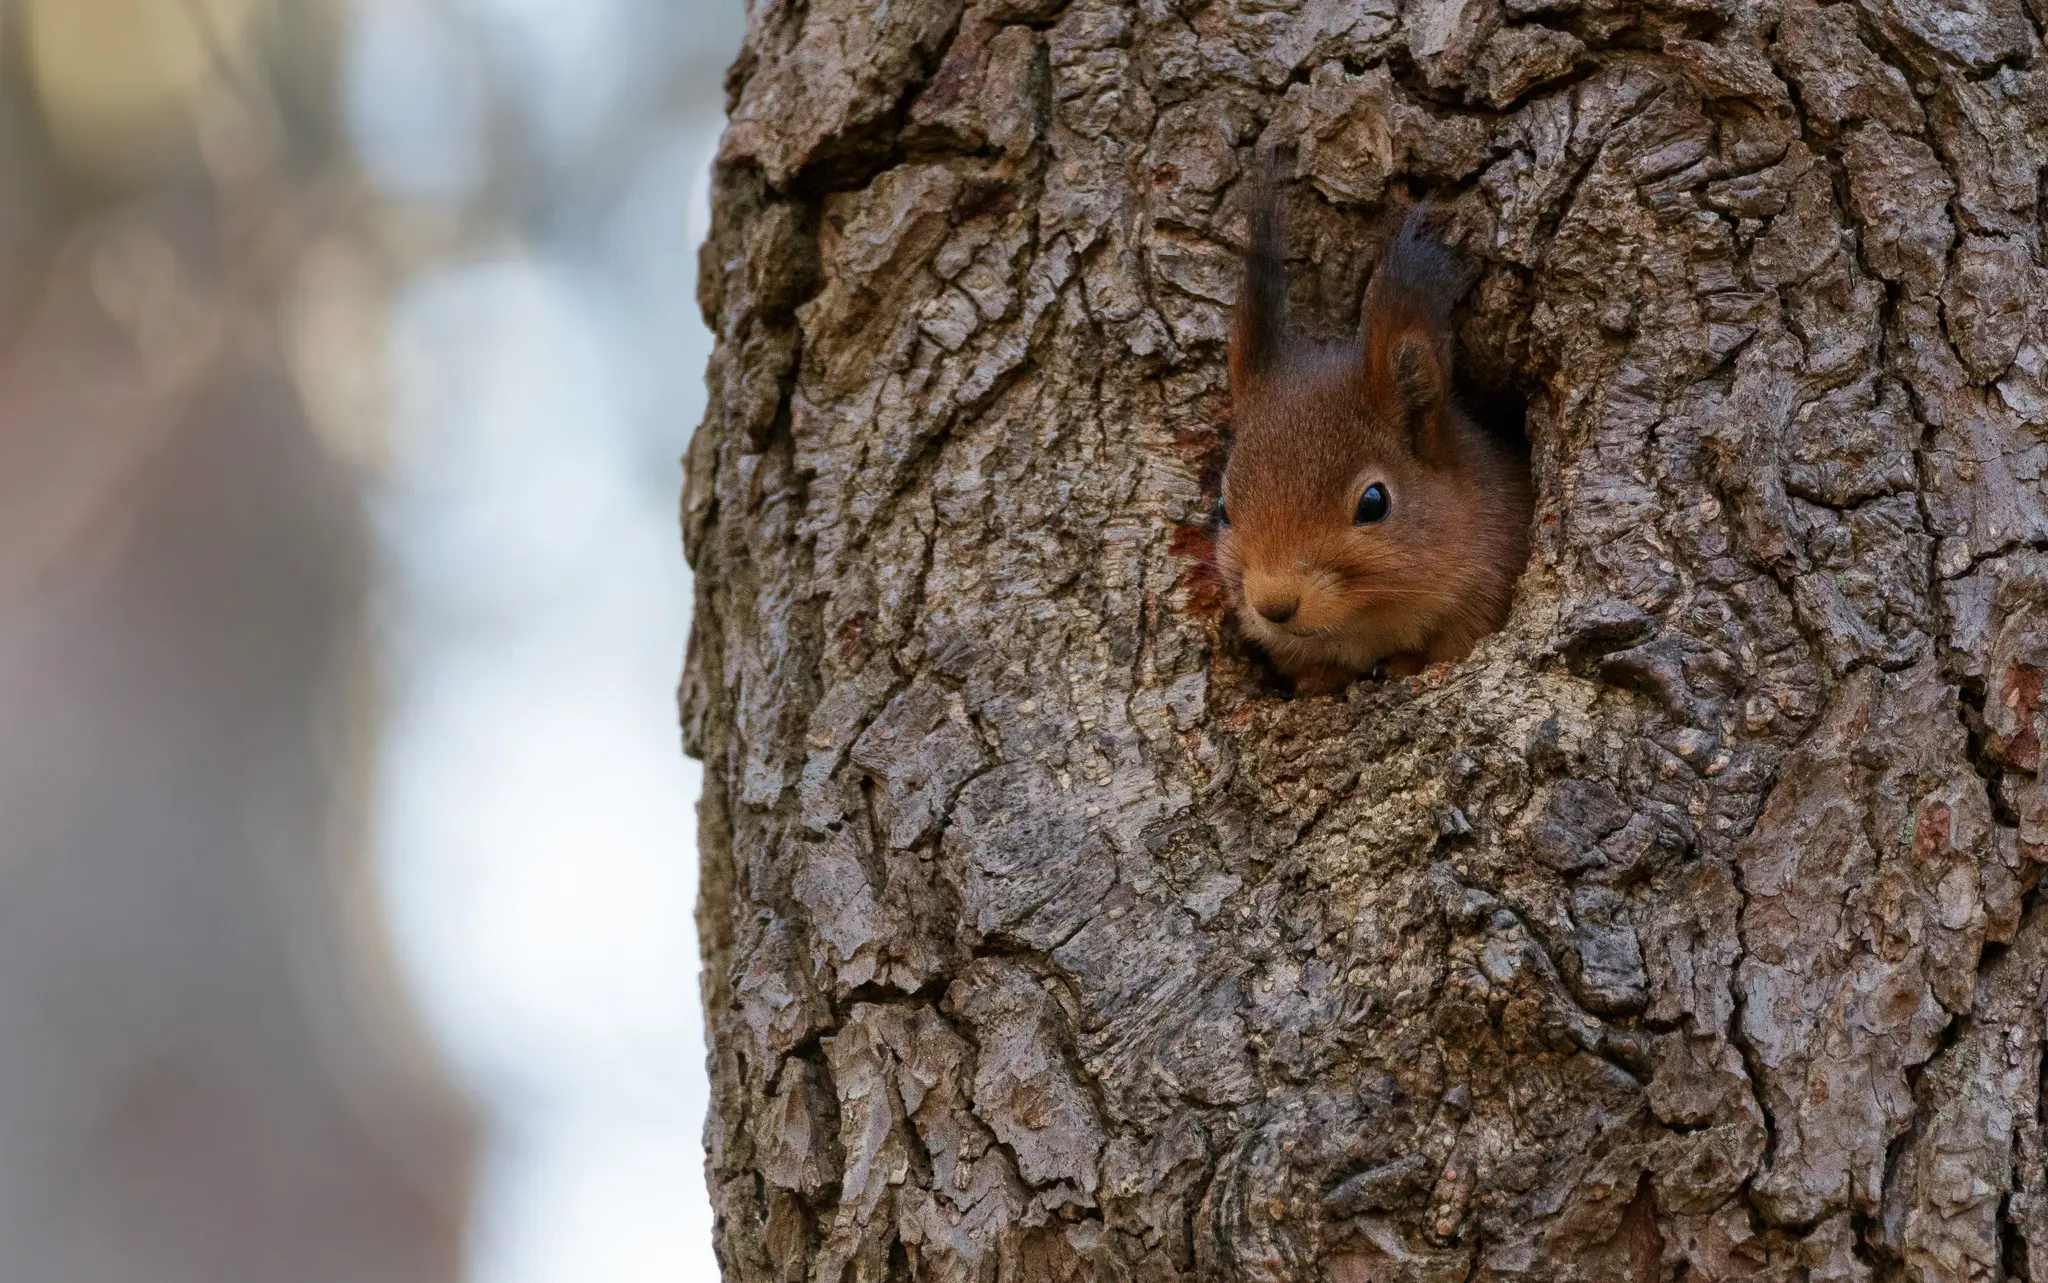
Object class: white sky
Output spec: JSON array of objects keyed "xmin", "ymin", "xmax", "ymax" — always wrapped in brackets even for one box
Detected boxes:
[{"xmin": 344, "ymin": 1, "xmax": 737, "ymax": 1279}]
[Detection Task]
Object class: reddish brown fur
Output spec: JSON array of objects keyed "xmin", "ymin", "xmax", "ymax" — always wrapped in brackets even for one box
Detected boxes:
[{"xmin": 1214, "ymin": 204, "xmax": 1532, "ymax": 693}]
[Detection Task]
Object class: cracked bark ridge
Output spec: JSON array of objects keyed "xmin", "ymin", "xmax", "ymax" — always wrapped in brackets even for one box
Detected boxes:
[{"xmin": 688, "ymin": 0, "xmax": 2048, "ymax": 1276}]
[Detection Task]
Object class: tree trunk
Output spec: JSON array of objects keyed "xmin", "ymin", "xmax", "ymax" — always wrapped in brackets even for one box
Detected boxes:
[{"xmin": 686, "ymin": 0, "xmax": 2048, "ymax": 1277}]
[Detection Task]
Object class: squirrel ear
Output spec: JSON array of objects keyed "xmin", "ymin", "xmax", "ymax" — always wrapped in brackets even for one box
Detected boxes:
[
  {"xmin": 1361, "ymin": 208, "xmax": 1467, "ymax": 461},
  {"xmin": 1365, "ymin": 306, "xmax": 1454, "ymax": 461},
  {"xmin": 1390, "ymin": 332, "xmax": 1447, "ymax": 417}
]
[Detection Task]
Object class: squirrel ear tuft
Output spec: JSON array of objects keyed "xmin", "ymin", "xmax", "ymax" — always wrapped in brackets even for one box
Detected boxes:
[{"xmin": 1230, "ymin": 156, "xmax": 1287, "ymax": 391}]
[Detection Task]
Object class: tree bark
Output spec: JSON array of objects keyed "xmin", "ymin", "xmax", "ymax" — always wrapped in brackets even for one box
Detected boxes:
[{"xmin": 686, "ymin": 0, "xmax": 2048, "ymax": 1277}]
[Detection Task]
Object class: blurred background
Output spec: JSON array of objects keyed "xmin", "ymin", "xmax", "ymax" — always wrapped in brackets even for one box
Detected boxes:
[{"xmin": 0, "ymin": 1, "xmax": 741, "ymax": 1279}]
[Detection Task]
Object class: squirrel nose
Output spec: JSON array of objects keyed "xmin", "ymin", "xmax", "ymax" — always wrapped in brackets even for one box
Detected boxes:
[{"xmin": 1256, "ymin": 596, "xmax": 1299, "ymax": 625}]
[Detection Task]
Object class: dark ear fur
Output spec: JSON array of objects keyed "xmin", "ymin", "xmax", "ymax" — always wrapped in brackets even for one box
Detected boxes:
[
  {"xmin": 1230, "ymin": 158, "xmax": 1286, "ymax": 392},
  {"xmin": 1362, "ymin": 207, "xmax": 1473, "ymax": 462}
]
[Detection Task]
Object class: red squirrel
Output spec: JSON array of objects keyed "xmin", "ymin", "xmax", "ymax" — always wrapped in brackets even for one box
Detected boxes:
[{"xmin": 1213, "ymin": 186, "xmax": 1532, "ymax": 695}]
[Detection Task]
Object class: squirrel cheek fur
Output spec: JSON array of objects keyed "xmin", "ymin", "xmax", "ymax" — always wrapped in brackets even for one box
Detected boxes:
[{"xmin": 1214, "ymin": 199, "xmax": 1533, "ymax": 694}]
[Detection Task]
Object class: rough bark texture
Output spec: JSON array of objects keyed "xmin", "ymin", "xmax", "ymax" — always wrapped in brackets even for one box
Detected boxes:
[{"xmin": 686, "ymin": 0, "xmax": 2048, "ymax": 1277}]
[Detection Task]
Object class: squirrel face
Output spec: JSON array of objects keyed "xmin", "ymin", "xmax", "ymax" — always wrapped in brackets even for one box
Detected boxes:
[
  {"xmin": 1217, "ymin": 367, "xmax": 1477, "ymax": 656},
  {"xmin": 1214, "ymin": 199, "xmax": 1531, "ymax": 689}
]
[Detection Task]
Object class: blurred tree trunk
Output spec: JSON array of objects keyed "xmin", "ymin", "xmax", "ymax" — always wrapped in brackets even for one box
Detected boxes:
[
  {"xmin": 0, "ymin": 5, "xmax": 473, "ymax": 1278},
  {"xmin": 687, "ymin": 0, "xmax": 2048, "ymax": 1277},
  {"xmin": 0, "ymin": 230, "xmax": 473, "ymax": 1283}
]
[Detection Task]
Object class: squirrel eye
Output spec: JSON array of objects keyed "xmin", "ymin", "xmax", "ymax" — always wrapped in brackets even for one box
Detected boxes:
[
  {"xmin": 1354, "ymin": 482, "xmax": 1391, "ymax": 525},
  {"xmin": 1214, "ymin": 497, "xmax": 1230, "ymax": 528}
]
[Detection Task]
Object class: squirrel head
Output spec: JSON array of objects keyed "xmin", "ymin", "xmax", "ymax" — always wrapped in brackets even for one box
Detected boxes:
[{"xmin": 1214, "ymin": 190, "xmax": 1489, "ymax": 670}]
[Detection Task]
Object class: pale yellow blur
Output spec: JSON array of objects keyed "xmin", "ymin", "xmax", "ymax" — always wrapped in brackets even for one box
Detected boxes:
[{"xmin": 25, "ymin": 0, "xmax": 271, "ymax": 180}]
